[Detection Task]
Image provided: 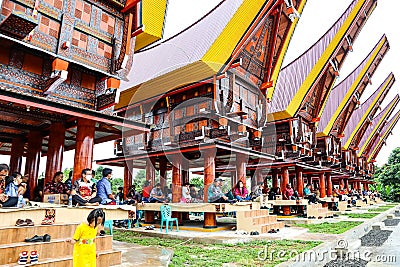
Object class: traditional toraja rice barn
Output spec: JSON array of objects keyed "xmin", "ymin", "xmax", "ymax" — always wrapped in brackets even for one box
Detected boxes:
[
  {"xmin": 315, "ymin": 35, "xmax": 389, "ymax": 193},
  {"xmin": 0, "ymin": 0, "xmax": 168, "ymax": 195},
  {"xmin": 263, "ymin": 0, "xmax": 376, "ymax": 199},
  {"xmin": 98, "ymin": 0, "xmax": 308, "ymax": 227},
  {"xmin": 368, "ymin": 110, "xmax": 400, "ymax": 164}
]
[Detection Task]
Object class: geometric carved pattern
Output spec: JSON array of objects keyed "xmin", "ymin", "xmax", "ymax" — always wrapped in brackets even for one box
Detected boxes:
[
  {"xmin": 100, "ymin": 11, "xmax": 115, "ymax": 35},
  {"xmin": 0, "ymin": 11, "xmax": 38, "ymax": 39},
  {"xmin": 74, "ymin": 0, "xmax": 91, "ymax": 24},
  {"xmin": 38, "ymin": 15, "xmax": 60, "ymax": 38},
  {"xmin": 97, "ymin": 41, "xmax": 112, "ymax": 59},
  {"xmin": 72, "ymin": 29, "xmax": 88, "ymax": 50}
]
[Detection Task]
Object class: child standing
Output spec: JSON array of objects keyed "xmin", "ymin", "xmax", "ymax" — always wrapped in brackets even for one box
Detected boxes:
[{"xmin": 66, "ymin": 208, "xmax": 105, "ymax": 267}]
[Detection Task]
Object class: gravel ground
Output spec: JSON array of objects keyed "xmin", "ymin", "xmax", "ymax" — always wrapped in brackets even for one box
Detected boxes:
[
  {"xmin": 324, "ymin": 259, "xmax": 368, "ymax": 267},
  {"xmin": 383, "ymin": 219, "xmax": 400, "ymax": 226},
  {"xmin": 360, "ymin": 230, "xmax": 393, "ymax": 247}
]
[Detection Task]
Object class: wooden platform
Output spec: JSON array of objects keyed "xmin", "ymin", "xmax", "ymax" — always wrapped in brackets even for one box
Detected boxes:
[
  {"xmin": 0, "ymin": 204, "xmax": 135, "ymax": 227},
  {"xmin": 136, "ymin": 202, "xmax": 259, "ymax": 212},
  {"xmin": 306, "ymin": 203, "xmax": 333, "ymax": 218},
  {"xmin": 0, "ymin": 223, "xmax": 121, "ymax": 266}
]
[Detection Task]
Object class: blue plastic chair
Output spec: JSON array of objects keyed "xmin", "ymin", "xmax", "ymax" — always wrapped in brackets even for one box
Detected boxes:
[
  {"xmin": 104, "ymin": 220, "xmax": 113, "ymax": 235},
  {"xmin": 160, "ymin": 205, "xmax": 179, "ymax": 233}
]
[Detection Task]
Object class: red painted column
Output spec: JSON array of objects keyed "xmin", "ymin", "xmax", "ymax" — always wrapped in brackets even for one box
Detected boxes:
[
  {"xmin": 281, "ymin": 167, "xmax": 289, "ymax": 190},
  {"xmin": 236, "ymin": 153, "xmax": 247, "ymax": 185},
  {"xmin": 124, "ymin": 163, "xmax": 132, "ymax": 197},
  {"xmin": 73, "ymin": 118, "xmax": 95, "ymax": 182},
  {"xmin": 159, "ymin": 157, "xmax": 168, "ymax": 188},
  {"xmin": 171, "ymin": 156, "xmax": 182, "ymax": 203},
  {"xmin": 9, "ymin": 137, "xmax": 24, "ymax": 172},
  {"xmin": 340, "ymin": 178, "xmax": 345, "ymax": 189},
  {"xmin": 146, "ymin": 158, "xmax": 156, "ymax": 186},
  {"xmin": 296, "ymin": 166, "xmax": 304, "ymax": 197},
  {"xmin": 319, "ymin": 173, "xmax": 326, "ymax": 198},
  {"xmin": 203, "ymin": 148, "xmax": 217, "ymax": 228},
  {"xmin": 25, "ymin": 131, "xmax": 42, "ymax": 200},
  {"xmin": 363, "ymin": 182, "xmax": 369, "ymax": 191},
  {"xmin": 45, "ymin": 122, "xmax": 65, "ymax": 185},
  {"xmin": 272, "ymin": 169, "xmax": 279, "ymax": 189},
  {"xmin": 255, "ymin": 169, "xmax": 263, "ymax": 184},
  {"xmin": 357, "ymin": 181, "xmax": 362, "ymax": 191},
  {"xmin": 326, "ymin": 172, "xmax": 333, "ymax": 197}
]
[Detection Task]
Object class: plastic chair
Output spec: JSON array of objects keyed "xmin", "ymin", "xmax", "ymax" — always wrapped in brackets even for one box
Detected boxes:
[
  {"xmin": 104, "ymin": 220, "xmax": 113, "ymax": 235},
  {"xmin": 160, "ymin": 205, "xmax": 179, "ymax": 233}
]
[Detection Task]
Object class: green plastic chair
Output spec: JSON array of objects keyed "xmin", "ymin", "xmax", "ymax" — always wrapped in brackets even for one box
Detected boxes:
[{"xmin": 160, "ymin": 205, "xmax": 179, "ymax": 233}]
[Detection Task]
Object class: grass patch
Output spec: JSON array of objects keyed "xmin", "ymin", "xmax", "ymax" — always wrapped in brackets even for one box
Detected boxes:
[
  {"xmin": 295, "ymin": 221, "xmax": 362, "ymax": 234},
  {"xmin": 368, "ymin": 205, "xmax": 396, "ymax": 212},
  {"xmin": 343, "ymin": 213, "xmax": 379, "ymax": 219},
  {"xmin": 114, "ymin": 230, "xmax": 320, "ymax": 267}
]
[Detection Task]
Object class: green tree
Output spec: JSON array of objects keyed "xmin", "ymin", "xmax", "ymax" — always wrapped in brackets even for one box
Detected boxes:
[
  {"xmin": 94, "ymin": 166, "xmax": 104, "ymax": 181},
  {"xmin": 111, "ymin": 178, "xmax": 124, "ymax": 193},
  {"xmin": 63, "ymin": 168, "xmax": 73, "ymax": 182},
  {"xmin": 132, "ymin": 170, "xmax": 146, "ymax": 193},
  {"xmin": 374, "ymin": 147, "xmax": 400, "ymax": 201},
  {"xmin": 189, "ymin": 177, "xmax": 203, "ymax": 188}
]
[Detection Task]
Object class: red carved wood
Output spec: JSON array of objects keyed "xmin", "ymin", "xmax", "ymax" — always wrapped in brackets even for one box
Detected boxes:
[
  {"xmin": 25, "ymin": 131, "xmax": 42, "ymax": 200},
  {"xmin": 296, "ymin": 166, "xmax": 303, "ymax": 197},
  {"xmin": 9, "ymin": 137, "xmax": 24, "ymax": 172},
  {"xmin": 326, "ymin": 172, "xmax": 332, "ymax": 197},
  {"xmin": 73, "ymin": 118, "xmax": 95, "ymax": 182},
  {"xmin": 319, "ymin": 173, "xmax": 326, "ymax": 198},
  {"xmin": 45, "ymin": 122, "xmax": 65, "ymax": 184}
]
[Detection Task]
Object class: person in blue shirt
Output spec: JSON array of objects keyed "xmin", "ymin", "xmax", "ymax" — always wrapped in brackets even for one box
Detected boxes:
[
  {"xmin": 303, "ymin": 184, "xmax": 317, "ymax": 204},
  {"xmin": 96, "ymin": 168, "xmax": 115, "ymax": 205}
]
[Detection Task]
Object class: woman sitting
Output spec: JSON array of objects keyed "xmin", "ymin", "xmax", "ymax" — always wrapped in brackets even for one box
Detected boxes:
[
  {"xmin": 4, "ymin": 174, "xmax": 24, "ymax": 207},
  {"xmin": 233, "ymin": 181, "xmax": 250, "ymax": 201}
]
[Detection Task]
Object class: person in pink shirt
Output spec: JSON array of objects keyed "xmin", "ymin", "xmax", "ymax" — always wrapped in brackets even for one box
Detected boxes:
[{"xmin": 233, "ymin": 181, "xmax": 250, "ymax": 201}]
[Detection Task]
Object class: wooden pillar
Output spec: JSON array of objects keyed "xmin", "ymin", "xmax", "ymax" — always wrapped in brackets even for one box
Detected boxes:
[
  {"xmin": 281, "ymin": 167, "xmax": 289, "ymax": 190},
  {"xmin": 146, "ymin": 158, "xmax": 156, "ymax": 186},
  {"xmin": 326, "ymin": 172, "xmax": 333, "ymax": 197},
  {"xmin": 203, "ymin": 148, "xmax": 217, "ymax": 228},
  {"xmin": 357, "ymin": 181, "xmax": 362, "ymax": 191},
  {"xmin": 363, "ymin": 182, "xmax": 369, "ymax": 191},
  {"xmin": 45, "ymin": 122, "xmax": 65, "ymax": 185},
  {"xmin": 123, "ymin": 163, "xmax": 132, "ymax": 197},
  {"xmin": 73, "ymin": 118, "xmax": 95, "ymax": 182},
  {"xmin": 236, "ymin": 153, "xmax": 247, "ymax": 185},
  {"xmin": 340, "ymin": 178, "xmax": 345, "ymax": 189},
  {"xmin": 319, "ymin": 172, "xmax": 326, "ymax": 198},
  {"xmin": 25, "ymin": 131, "xmax": 42, "ymax": 200},
  {"xmin": 171, "ymin": 157, "xmax": 182, "ymax": 203},
  {"xmin": 295, "ymin": 166, "xmax": 304, "ymax": 197},
  {"xmin": 231, "ymin": 171, "xmax": 237, "ymax": 189},
  {"xmin": 159, "ymin": 157, "xmax": 168, "ymax": 188},
  {"xmin": 345, "ymin": 179, "xmax": 349, "ymax": 190},
  {"xmin": 9, "ymin": 137, "xmax": 24, "ymax": 172},
  {"xmin": 272, "ymin": 169, "xmax": 279, "ymax": 189}
]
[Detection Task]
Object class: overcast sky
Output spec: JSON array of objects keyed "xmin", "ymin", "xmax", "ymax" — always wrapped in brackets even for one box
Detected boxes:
[{"xmin": 1, "ymin": 0, "xmax": 398, "ymax": 177}]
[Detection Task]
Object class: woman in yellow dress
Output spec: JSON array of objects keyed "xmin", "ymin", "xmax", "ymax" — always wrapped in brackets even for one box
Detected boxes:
[{"xmin": 66, "ymin": 208, "xmax": 105, "ymax": 267}]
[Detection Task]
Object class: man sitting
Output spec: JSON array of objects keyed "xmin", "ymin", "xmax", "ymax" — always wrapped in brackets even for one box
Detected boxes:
[
  {"xmin": 207, "ymin": 178, "xmax": 234, "ymax": 203},
  {"xmin": 149, "ymin": 183, "xmax": 166, "ymax": 203},
  {"xmin": 43, "ymin": 172, "xmax": 70, "ymax": 195},
  {"xmin": 283, "ymin": 183, "xmax": 298, "ymax": 200},
  {"xmin": 96, "ymin": 168, "xmax": 115, "ymax": 205},
  {"xmin": 303, "ymin": 184, "xmax": 317, "ymax": 204},
  {"xmin": 71, "ymin": 169, "xmax": 101, "ymax": 206}
]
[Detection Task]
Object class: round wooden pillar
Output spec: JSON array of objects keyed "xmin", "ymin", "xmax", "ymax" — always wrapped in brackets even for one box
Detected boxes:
[
  {"xmin": 124, "ymin": 163, "xmax": 132, "ymax": 197},
  {"xmin": 255, "ymin": 168, "xmax": 263, "ymax": 184},
  {"xmin": 73, "ymin": 118, "xmax": 95, "ymax": 182},
  {"xmin": 283, "ymin": 206, "xmax": 291, "ymax": 215},
  {"xmin": 9, "ymin": 137, "xmax": 24, "ymax": 173},
  {"xmin": 326, "ymin": 172, "xmax": 333, "ymax": 197},
  {"xmin": 159, "ymin": 157, "xmax": 168, "ymax": 188},
  {"xmin": 146, "ymin": 158, "xmax": 156, "ymax": 185},
  {"xmin": 357, "ymin": 181, "xmax": 362, "ymax": 191},
  {"xmin": 25, "ymin": 131, "xmax": 42, "ymax": 200},
  {"xmin": 340, "ymin": 178, "xmax": 345, "ymax": 189},
  {"xmin": 171, "ymin": 156, "xmax": 182, "ymax": 203},
  {"xmin": 203, "ymin": 148, "xmax": 217, "ymax": 228},
  {"xmin": 281, "ymin": 167, "xmax": 289, "ymax": 191},
  {"xmin": 272, "ymin": 169, "xmax": 279, "ymax": 189},
  {"xmin": 45, "ymin": 122, "xmax": 65, "ymax": 185},
  {"xmin": 236, "ymin": 153, "xmax": 247, "ymax": 185},
  {"xmin": 296, "ymin": 166, "xmax": 304, "ymax": 197},
  {"xmin": 363, "ymin": 182, "xmax": 369, "ymax": 191},
  {"xmin": 345, "ymin": 179, "xmax": 349, "ymax": 190},
  {"xmin": 319, "ymin": 173, "xmax": 326, "ymax": 198}
]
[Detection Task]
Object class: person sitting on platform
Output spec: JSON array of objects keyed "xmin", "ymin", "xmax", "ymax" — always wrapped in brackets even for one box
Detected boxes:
[
  {"xmin": 141, "ymin": 181, "xmax": 152, "ymax": 202},
  {"xmin": 43, "ymin": 171, "xmax": 70, "ymax": 195},
  {"xmin": 115, "ymin": 186, "xmax": 124, "ymax": 204},
  {"xmin": 181, "ymin": 183, "xmax": 192, "ymax": 203},
  {"xmin": 4, "ymin": 172, "xmax": 24, "ymax": 207},
  {"xmin": 303, "ymin": 184, "xmax": 317, "ymax": 204},
  {"xmin": 233, "ymin": 181, "xmax": 250, "ymax": 201},
  {"xmin": 268, "ymin": 186, "xmax": 280, "ymax": 200},
  {"xmin": 337, "ymin": 185, "xmax": 349, "ymax": 201},
  {"xmin": 96, "ymin": 168, "xmax": 115, "ymax": 205},
  {"xmin": 71, "ymin": 169, "xmax": 101, "ymax": 206},
  {"xmin": 0, "ymin": 164, "xmax": 19, "ymax": 207},
  {"xmin": 149, "ymin": 183, "xmax": 166, "ymax": 203},
  {"xmin": 283, "ymin": 183, "xmax": 299, "ymax": 200},
  {"xmin": 251, "ymin": 181, "xmax": 264, "ymax": 200},
  {"xmin": 126, "ymin": 185, "xmax": 142, "ymax": 204},
  {"xmin": 208, "ymin": 178, "xmax": 235, "ymax": 204}
]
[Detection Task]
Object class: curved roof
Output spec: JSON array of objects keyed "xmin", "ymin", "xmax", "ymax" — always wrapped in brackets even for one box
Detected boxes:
[{"xmin": 317, "ymin": 35, "xmax": 388, "ymax": 136}]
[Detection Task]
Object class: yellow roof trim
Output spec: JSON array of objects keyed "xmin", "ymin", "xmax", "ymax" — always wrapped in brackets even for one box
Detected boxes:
[
  {"xmin": 343, "ymin": 75, "xmax": 394, "ymax": 149},
  {"xmin": 135, "ymin": 0, "xmax": 168, "ymax": 51},
  {"xmin": 357, "ymin": 96, "xmax": 399, "ymax": 157},
  {"xmin": 267, "ymin": 0, "xmax": 308, "ymax": 100},
  {"xmin": 319, "ymin": 37, "xmax": 387, "ymax": 137},
  {"xmin": 201, "ymin": 0, "xmax": 266, "ymax": 72},
  {"xmin": 368, "ymin": 112, "xmax": 400, "ymax": 162},
  {"xmin": 285, "ymin": 0, "xmax": 366, "ymax": 119}
]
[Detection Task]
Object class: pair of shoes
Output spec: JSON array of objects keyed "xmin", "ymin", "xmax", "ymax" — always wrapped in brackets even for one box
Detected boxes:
[
  {"xmin": 18, "ymin": 250, "xmax": 38, "ymax": 265},
  {"xmin": 15, "ymin": 219, "xmax": 34, "ymax": 227},
  {"xmin": 145, "ymin": 225, "xmax": 155, "ymax": 230},
  {"xmin": 250, "ymin": 231, "xmax": 259, "ymax": 235},
  {"xmin": 268, "ymin": 229, "xmax": 278, "ymax": 233},
  {"xmin": 99, "ymin": 230, "xmax": 106, "ymax": 236},
  {"xmin": 25, "ymin": 234, "xmax": 51, "ymax": 242}
]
